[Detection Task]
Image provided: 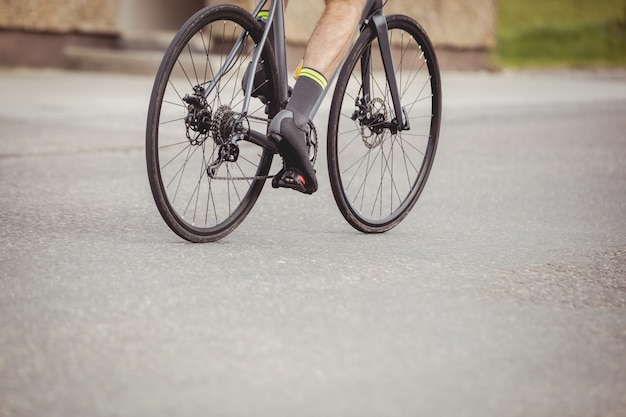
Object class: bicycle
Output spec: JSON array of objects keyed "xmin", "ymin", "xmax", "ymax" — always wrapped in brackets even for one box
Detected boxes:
[{"xmin": 146, "ymin": 0, "xmax": 442, "ymax": 243}]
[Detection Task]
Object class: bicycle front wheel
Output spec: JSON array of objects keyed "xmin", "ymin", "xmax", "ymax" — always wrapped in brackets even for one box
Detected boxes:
[
  {"xmin": 327, "ymin": 14, "xmax": 441, "ymax": 233},
  {"xmin": 146, "ymin": 5, "xmax": 279, "ymax": 242}
]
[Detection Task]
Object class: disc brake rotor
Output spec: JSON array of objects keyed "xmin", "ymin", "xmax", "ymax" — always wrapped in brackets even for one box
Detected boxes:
[{"xmin": 360, "ymin": 97, "xmax": 387, "ymax": 148}]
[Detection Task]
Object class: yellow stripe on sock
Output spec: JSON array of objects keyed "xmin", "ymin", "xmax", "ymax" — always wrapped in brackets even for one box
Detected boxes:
[
  {"xmin": 256, "ymin": 10, "xmax": 269, "ymax": 20},
  {"xmin": 298, "ymin": 67, "xmax": 327, "ymax": 90}
]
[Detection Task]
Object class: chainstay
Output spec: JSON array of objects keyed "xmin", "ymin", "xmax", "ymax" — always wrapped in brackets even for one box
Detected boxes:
[{"xmin": 209, "ymin": 119, "xmax": 318, "ymax": 181}]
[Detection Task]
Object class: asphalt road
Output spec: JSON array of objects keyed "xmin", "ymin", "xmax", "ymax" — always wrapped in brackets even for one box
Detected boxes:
[{"xmin": 1, "ymin": 67, "xmax": 625, "ymax": 417}]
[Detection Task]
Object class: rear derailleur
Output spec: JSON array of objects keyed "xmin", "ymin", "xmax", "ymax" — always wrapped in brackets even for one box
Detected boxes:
[{"xmin": 183, "ymin": 85, "xmax": 248, "ymax": 178}]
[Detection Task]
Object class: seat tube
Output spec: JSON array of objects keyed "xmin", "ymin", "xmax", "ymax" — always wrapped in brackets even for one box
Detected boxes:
[
  {"xmin": 270, "ymin": 0, "xmax": 289, "ymax": 105},
  {"xmin": 242, "ymin": 0, "xmax": 289, "ymax": 112}
]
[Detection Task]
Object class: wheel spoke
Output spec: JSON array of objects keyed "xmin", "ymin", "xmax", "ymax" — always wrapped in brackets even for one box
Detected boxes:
[
  {"xmin": 146, "ymin": 7, "xmax": 276, "ymax": 242},
  {"xmin": 328, "ymin": 16, "xmax": 441, "ymax": 232}
]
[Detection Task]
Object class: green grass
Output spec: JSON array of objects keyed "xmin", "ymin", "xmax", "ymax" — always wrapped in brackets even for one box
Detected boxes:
[{"xmin": 495, "ymin": 0, "xmax": 626, "ymax": 68}]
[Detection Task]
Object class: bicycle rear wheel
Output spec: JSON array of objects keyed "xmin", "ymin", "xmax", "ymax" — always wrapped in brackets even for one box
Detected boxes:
[
  {"xmin": 327, "ymin": 14, "xmax": 441, "ymax": 233},
  {"xmin": 146, "ymin": 5, "xmax": 279, "ymax": 242}
]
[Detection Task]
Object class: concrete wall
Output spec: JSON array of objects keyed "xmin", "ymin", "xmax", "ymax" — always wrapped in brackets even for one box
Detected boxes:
[
  {"xmin": 0, "ymin": 0, "xmax": 495, "ymax": 48},
  {"xmin": 0, "ymin": 0, "xmax": 497, "ymax": 70},
  {"xmin": 384, "ymin": 0, "xmax": 497, "ymax": 49},
  {"xmin": 0, "ymin": 0, "xmax": 120, "ymax": 34},
  {"xmin": 117, "ymin": 0, "xmax": 204, "ymax": 34},
  {"xmin": 205, "ymin": 0, "xmax": 497, "ymax": 49}
]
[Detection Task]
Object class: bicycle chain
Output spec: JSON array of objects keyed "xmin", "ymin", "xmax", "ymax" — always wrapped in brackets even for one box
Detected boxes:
[{"xmin": 210, "ymin": 174, "xmax": 276, "ymax": 181}]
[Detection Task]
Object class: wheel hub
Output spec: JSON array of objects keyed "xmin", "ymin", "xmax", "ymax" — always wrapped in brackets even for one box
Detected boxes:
[
  {"xmin": 352, "ymin": 97, "xmax": 388, "ymax": 148},
  {"xmin": 183, "ymin": 86, "xmax": 211, "ymax": 146}
]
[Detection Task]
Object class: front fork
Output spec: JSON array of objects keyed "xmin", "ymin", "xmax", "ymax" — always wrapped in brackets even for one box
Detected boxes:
[{"xmin": 360, "ymin": 11, "xmax": 410, "ymax": 133}]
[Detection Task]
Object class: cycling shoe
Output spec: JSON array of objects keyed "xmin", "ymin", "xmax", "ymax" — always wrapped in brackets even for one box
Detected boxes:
[{"xmin": 268, "ymin": 110, "xmax": 318, "ymax": 194}]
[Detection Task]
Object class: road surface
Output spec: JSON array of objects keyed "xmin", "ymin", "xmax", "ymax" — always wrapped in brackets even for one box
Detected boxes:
[{"xmin": 1, "ymin": 67, "xmax": 625, "ymax": 417}]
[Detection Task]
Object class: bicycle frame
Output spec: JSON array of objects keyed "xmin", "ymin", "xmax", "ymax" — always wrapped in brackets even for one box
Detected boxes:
[
  {"xmin": 204, "ymin": 0, "xmax": 408, "ymax": 149},
  {"xmin": 146, "ymin": 0, "xmax": 440, "ymax": 241}
]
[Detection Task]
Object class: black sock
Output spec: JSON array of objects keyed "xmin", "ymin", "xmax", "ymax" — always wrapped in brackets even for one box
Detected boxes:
[{"xmin": 286, "ymin": 67, "xmax": 327, "ymax": 129}]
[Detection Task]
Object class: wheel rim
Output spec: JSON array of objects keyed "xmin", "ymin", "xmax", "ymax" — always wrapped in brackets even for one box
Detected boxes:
[
  {"xmin": 332, "ymin": 20, "xmax": 440, "ymax": 229},
  {"xmin": 150, "ymin": 13, "xmax": 274, "ymax": 238}
]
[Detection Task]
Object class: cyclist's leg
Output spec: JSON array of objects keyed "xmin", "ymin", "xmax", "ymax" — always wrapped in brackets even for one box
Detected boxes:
[
  {"xmin": 289, "ymin": 0, "xmax": 365, "ymax": 123},
  {"xmin": 302, "ymin": 0, "xmax": 365, "ymax": 79},
  {"xmin": 269, "ymin": 0, "xmax": 365, "ymax": 194}
]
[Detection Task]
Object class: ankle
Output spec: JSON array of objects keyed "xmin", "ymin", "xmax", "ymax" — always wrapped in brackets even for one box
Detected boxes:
[{"xmin": 285, "ymin": 68, "xmax": 326, "ymax": 129}]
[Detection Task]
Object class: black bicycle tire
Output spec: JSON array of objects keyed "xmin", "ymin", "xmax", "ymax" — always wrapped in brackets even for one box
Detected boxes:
[
  {"xmin": 146, "ymin": 5, "xmax": 279, "ymax": 243},
  {"xmin": 327, "ymin": 14, "xmax": 442, "ymax": 233}
]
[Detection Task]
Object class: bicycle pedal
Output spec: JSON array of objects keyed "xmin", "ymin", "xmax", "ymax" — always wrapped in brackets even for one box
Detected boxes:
[{"xmin": 272, "ymin": 168, "xmax": 309, "ymax": 194}]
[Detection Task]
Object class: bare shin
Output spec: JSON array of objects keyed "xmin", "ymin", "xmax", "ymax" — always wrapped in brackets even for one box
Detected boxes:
[{"xmin": 302, "ymin": 0, "xmax": 366, "ymax": 79}]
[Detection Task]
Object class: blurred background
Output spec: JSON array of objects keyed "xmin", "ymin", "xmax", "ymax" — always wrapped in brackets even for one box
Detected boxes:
[{"xmin": 1, "ymin": 0, "xmax": 623, "ymax": 73}]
